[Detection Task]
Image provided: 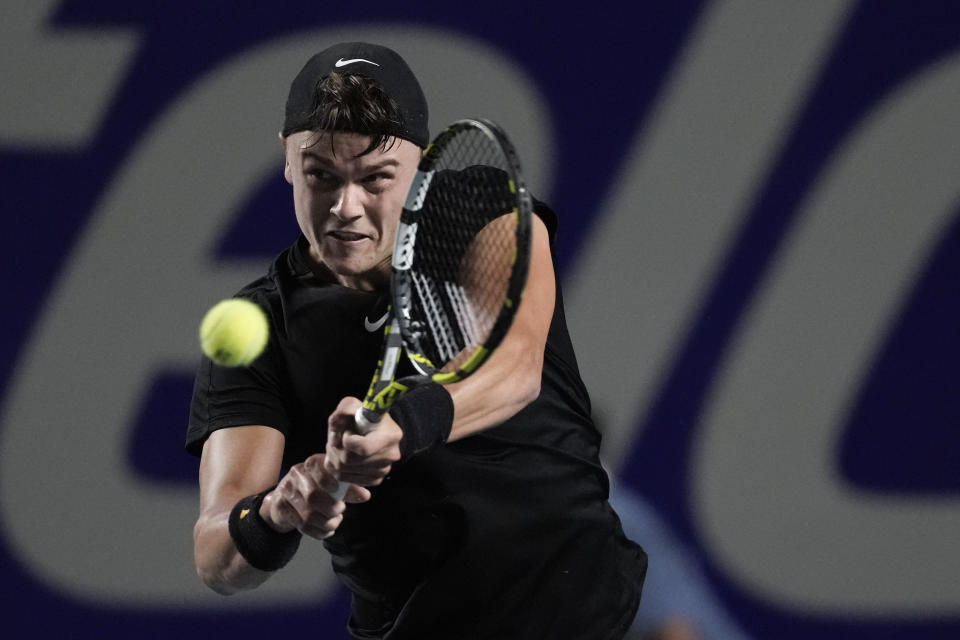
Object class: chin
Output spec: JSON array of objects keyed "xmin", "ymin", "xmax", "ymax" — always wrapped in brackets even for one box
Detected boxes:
[
  {"xmin": 327, "ymin": 256, "xmax": 366, "ymax": 276},
  {"xmin": 327, "ymin": 261, "xmax": 386, "ymax": 290}
]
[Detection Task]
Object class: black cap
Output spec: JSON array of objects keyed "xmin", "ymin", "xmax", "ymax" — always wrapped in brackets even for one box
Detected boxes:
[{"xmin": 283, "ymin": 42, "xmax": 429, "ymax": 147}]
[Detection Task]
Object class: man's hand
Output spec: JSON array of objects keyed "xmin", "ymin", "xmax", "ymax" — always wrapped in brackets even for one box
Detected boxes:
[
  {"xmin": 325, "ymin": 396, "xmax": 403, "ymax": 488},
  {"xmin": 259, "ymin": 453, "xmax": 369, "ymax": 540}
]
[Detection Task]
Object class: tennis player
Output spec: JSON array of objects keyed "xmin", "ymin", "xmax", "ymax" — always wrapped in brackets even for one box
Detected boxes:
[{"xmin": 187, "ymin": 41, "xmax": 646, "ymax": 639}]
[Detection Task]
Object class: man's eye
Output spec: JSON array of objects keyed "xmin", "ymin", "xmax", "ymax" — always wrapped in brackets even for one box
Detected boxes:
[
  {"xmin": 306, "ymin": 170, "xmax": 338, "ymax": 185},
  {"xmin": 364, "ymin": 173, "xmax": 392, "ymax": 187}
]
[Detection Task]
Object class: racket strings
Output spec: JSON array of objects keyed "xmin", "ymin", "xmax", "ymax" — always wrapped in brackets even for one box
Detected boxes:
[{"xmin": 406, "ymin": 129, "xmax": 520, "ymax": 371}]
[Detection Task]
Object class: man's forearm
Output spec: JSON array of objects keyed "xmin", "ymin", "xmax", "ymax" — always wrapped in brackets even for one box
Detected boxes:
[{"xmin": 193, "ymin": 511, "xmax": 274, "ymax": 595}]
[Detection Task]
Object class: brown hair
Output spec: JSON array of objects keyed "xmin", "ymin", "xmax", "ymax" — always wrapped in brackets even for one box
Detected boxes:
[{"xmin": 282, "ymin": 71, "xmax": 406, "ymax": 155}]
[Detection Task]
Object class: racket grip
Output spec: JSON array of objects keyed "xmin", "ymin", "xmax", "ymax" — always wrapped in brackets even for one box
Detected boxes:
[
  {"xmin": 328, "ymin": 480, "xmax": 350, "ymax": 501},
  {"xmin": 353, "ymin": 405, "xmax": 382, "ymax": 434},
  {"xmin": 329, "ymin": 406, "xmax": 384, "ymax": 500}
]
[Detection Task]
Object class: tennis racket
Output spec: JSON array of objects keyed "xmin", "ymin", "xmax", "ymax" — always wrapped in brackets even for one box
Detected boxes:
[{"xmin": 329, "ymin": 118, "xmax": 532, "ymax": 499}]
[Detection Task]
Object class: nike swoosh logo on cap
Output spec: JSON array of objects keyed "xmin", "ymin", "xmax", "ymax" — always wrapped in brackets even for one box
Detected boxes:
[
  {"xmin": 364, "ymin": 311, "xmax": 389, "ymax": 332},
  {"xmin": 335, "ymin": 57, "xmax": 380, "ymax": 68}
]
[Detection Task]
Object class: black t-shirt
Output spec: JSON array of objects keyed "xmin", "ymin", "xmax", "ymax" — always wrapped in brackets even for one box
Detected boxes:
[{"xmin": 187, "ymin": 203, "xmax": 647, "ymax": 639}]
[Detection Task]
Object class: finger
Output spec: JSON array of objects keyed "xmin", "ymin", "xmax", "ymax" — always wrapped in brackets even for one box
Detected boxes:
[
  {"xmin": 291, "ymin": 462, "xmax": 347, "ymax": 513},
  {"xmin": 327, "ymin": 441, "xmax": 350, "ymax": 466},
  {"xmin": 304, "ymin": 452, "xmax": 361, "ymax": 503},
  {"xmin": 344, "ymin": 484, "xmax": 372, "ymax": 503},
  {"xmin": 337, "ymin": 456, "xmax": 394, "ymax": 476},
  {"xmin": 337, "ymin": 464, "xmax": 393, "ymax": 486},
  {"xmin": 327, "ymin": 397, "xmax": 364, "ymax": 448},
  {"xmin": 276, "ymin": 469, "xmax": 335, "ymax": 528},
  {"xmin": 335, "ymin": 466, "xmax": 393, "ymax": 487},
  {"xmin": 340, "ymin": 432, "xmax": 396, "ymax": 459},
  {"xmin": 341, "ymin": 421, "xmax": 401, "ymax": 459},
  {"xmin": 327, "ymin": 413, "xmax": 351, "ymax": 449},
  {"xmin": 340, "ymin": 431, "xmax": 371, "ymax": 456},
  {"xmin": 304, "ymin": 453, "xmax": 336, "ymax": 482},
  {"xmin": 327, "ymin": 422, "xmax": 343, "ymax": 449},
  {"xmin": 321, "ymin": 446, "xmax": 350, "ymax": 481},
  {"xmin": 299, "ymin": 511, "xmax": 344, "ymax": 540},
  {"xmin": 340, "ymin": 442, "xmax": 399, "ymax": 469},
  {"xmin": 274, "ymin": 475, "xmax": 314, "ymax": 524},
  {"xmin": 262, "ymin": 490, "xmax": 304, "ymax": 532},
  {"xmin": 334, "ymin": 396, "xmax": 363, "ymax": 416}
]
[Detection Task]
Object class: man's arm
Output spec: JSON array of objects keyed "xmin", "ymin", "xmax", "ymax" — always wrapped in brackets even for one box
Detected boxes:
[
  {"xmin": 193, "ymin": 425, "xmax": 368, "ymax": 594},
  {"xmin": 326, "ymin": 214, "xmax": 555, "ymax": 479},
  {"xmin": 444, "ymin": 212, "xmax": 555, "ymax": 438}
]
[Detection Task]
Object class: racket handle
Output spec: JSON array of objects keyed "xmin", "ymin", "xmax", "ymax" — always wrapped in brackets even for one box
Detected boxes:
[
  {"xmin": 353, "ymin": 406, "xmax": 382, "ymax": 434},
  {"xmin": 329, "ymin": 406, "xmax": 384, "ymax": 500},
  {"xmin": 328, "ymin": 479, "xmax": 350, "ymax": 501}
]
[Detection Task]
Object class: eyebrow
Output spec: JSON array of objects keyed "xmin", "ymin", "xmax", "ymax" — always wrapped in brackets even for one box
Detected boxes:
[{"xmin": 300, "ymin": 151, "xmax": 401, "ymax": 172}]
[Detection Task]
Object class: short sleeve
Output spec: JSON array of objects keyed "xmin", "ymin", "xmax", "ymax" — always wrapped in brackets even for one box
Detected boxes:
[
  {"xmin": 185, "ymin": 302, "xmax": 290, "ymax": 458},
  {"xmin": 532, "ymin": 197, "xmax": 558, "ymax": 245}
]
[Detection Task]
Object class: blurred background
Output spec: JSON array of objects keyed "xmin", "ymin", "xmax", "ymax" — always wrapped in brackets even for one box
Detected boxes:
[{"xmin": 1, "ymin": 1, "xmax": 958, "ymax": 638}]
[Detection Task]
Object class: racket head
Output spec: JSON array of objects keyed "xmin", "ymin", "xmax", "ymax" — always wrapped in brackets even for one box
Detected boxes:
[{"xmin": 391, "ymin": 118, "xmax": 532, "ymax": 384}]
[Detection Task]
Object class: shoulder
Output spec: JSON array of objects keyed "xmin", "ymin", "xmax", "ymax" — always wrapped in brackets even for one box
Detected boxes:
[{"xmin": 531, "ymin": 197, "xmax": 558, "ymax": 245}]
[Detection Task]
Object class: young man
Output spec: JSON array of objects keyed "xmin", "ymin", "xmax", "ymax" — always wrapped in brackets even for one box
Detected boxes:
[{"xmin": 187, "ymin": 41, "xmax": 646, "ymax": 639}]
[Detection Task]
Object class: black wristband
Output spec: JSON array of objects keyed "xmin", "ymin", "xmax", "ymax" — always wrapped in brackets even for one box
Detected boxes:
[
  {"xmin": 389, "ymin": 382, "xmax": 454, "ymax": 459},
  {"xmin": 228, "ymin": 485, "xmax": 302, "ymax": 572}
]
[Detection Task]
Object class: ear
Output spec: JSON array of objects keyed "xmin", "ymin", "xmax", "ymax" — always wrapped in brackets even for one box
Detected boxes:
[{"xmin": 279, "ymin": 132, "xmax": 293, "ymax": 185}]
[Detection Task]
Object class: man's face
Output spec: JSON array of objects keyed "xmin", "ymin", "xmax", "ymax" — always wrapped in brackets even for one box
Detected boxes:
[{"xmin": 283, "ymin": 130, "xmax": 421, "ymax": 291}]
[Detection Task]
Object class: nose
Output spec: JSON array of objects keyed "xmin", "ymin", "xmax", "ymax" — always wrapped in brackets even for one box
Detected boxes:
[{"xmin": 330, "ymin": 184, "xmax": 362, "ymax": 221}]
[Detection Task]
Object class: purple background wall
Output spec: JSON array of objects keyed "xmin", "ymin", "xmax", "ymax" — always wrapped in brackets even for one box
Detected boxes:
[{"xmin": 1, "ymin": 1, "xmax": 958, "ymax": 638}]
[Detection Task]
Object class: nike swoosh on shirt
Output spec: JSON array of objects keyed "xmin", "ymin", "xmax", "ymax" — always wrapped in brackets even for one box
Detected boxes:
[
  {"xmin": 335, "ymin": 57, "xmax": 380, "ymax": 68},
  {"xmin": 364, "ymin": 311, "xmax": 389, "ymax": 332}
]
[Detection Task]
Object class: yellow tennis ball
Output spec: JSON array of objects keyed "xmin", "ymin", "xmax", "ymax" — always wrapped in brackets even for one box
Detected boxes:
[{"xmin": 199, "ymin": 298, "xmax": 269, "ymax": 367}]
